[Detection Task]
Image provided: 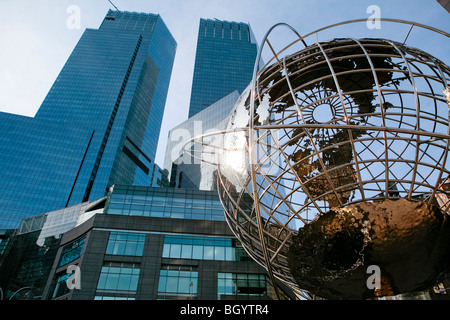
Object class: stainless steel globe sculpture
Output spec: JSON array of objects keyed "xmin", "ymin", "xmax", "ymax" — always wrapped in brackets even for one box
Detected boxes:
[{"xmin": 185, "ymin": 19, "xmax": 450, "ymax": 299}]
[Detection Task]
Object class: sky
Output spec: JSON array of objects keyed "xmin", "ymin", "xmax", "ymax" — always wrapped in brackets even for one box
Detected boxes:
[{"xmin": 0, "ymin": 0, "xmax": 449, "ymax": 167}]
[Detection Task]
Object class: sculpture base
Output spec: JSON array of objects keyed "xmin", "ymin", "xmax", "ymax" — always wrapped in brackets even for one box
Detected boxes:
[
  {"xmin": 372, "ymin": 291, "xmax": 431, "ymax": 300},
  {"xmin": 287, "ymin": 199, "xmax": 450, "ymax": 300}
]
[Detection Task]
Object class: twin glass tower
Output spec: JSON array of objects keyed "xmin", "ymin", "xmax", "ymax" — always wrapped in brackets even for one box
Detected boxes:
[
  {"xmin": 0, "ymin": 10, "xmax": 258, "ymax": 229},
  {"xmin": 188, "ymin": 18, "xmax": 258, "ymax": 118}
]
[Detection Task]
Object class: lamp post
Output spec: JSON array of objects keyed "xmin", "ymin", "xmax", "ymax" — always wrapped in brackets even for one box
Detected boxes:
[{"xmin": 189, "ymin": 281, "xmax": 194, "ymax": 300}]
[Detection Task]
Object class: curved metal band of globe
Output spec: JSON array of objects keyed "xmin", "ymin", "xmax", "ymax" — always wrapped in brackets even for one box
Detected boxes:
[
  {"xmin": 184, "ymin": 124, "xmax": 450, "ymax": 161},
  {"xmin": 183, "ymin": 122, "xmax": 450, "ymax": 209},
  {"xmin": 182, "ymin": 19, "xmax": 450, "ymax": 299},
  {"xmin": 247, "ymin": 22, "xmax": 294, "ymax": 300},
  {"xmin": 257, "ymin": 18, "xmax": 449, "ymax": 84},
  {"xmin": 216, "ymin": 172, "xmax": 305, "ymax": 297}
]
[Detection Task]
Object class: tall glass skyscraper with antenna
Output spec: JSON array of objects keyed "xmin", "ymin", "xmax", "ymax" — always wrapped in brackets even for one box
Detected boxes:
[{"xmin": 0, "ymin": 10, "xmax": 177, "ymax": 229}]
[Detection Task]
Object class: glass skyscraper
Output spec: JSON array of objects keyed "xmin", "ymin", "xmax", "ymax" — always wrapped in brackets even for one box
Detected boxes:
[
  {"xmin": 188, "ymin": 19, "xmax": 258, "ymax": 118},
  {"xmin": 164, "ymin": 91, "xmax": 240, "ymax": 189},
  {"xmin": 162, "ymin": 19, "xmax": 259, "ymax": 190},
  {"xmin": 0, "ymin": 10, "xmax": 177, "ymax": 229}
]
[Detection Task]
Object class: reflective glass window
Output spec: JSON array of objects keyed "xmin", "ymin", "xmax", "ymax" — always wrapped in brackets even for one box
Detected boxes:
[
  {"xmin": 158, "ymin": 267, "xmax": 198, "ymax": 297},
  {"xmin": 217, "ymin": 273, "xmax": 267, "ymax": 299},
  {"xmin": 162, "ymin": 235, "xmax": 248, "ymax": 261},
  {"xmin": 52, "ymin": 272, "xmax": 71, "ymax": 298},
  {"xmin": 105, "ymin": 232, "xmax": 145, "ymax": 256},
  {"xmin": 96, "ymin": 262, "xmax": 140, "ymax": 292},
  {"xmin": 58, "ymin": 236, "xmax": 86, "ymax": 267}
]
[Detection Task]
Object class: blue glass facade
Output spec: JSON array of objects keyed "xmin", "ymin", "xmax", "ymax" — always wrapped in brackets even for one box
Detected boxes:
[
  {"xmin": 164, "ymin": 91, "xmax": 240, "ymax": 189},
  {"xmin": 0, "ymin": 10, "xmax": 176, "ymax": 229},
  {"xmin": 105, "ymin": 231, "xmax": 145, "ymax": 256},
  {"xmin": 158, "ymin": 267, "xmax": 198, "ymax": 298},
  {"xmin": 0, "ymin": 113, "xmax": 94, "ymax": 228},
  {"xmin": 96, "ymin": 262, "xmax": 140, "ymax": 294},
  {"xmin": 217, "ymin": 273, "xmax": 268, "ymax": 299},
  {"xmin": 58, "ymin": 236, "xmax": 86, "ymax": 267},
  {"xmin": 162, "ymin": 235, "xmax": 251, "ymax": 261},
  {"xmin": 188, "ymin": 19, "xmax": 258, "ymax": 118},
  {"xmin": 104, "ymin": 185, "xmax": 226, "ymax": 221}
]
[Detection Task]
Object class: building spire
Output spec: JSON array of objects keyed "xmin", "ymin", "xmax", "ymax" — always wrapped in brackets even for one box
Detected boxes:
[{"xmin": 108, "ymin": 0, "xmax": 119, "ymax": 10}]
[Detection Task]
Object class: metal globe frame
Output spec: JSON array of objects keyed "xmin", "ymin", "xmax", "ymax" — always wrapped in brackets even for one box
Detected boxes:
[{"xmin": 184, "ymin": 18, "xmax": 450, "ymax": 299}]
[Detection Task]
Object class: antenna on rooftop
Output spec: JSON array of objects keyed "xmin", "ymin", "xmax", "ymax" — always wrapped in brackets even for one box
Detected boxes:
[{"xmin": 108, "ymin": 0, "xmax": 119, "ymax": 10}]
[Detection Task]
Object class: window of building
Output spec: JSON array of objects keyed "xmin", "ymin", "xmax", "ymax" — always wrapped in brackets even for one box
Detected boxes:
[
  {"xmin": 58, "ymin": 236, "xmax": 86, "ymax": 267},
  {"xmin": 217, "ymin": 273, "xmax": 267, "ymax": 299},
  {"xmin": 105, "ymin": 231, "xmax": 145, "ymax": 256},
  {"xmin": 96, "ymin": 262, "xmax": 140, "ymax": 294},
  {"xmin": 94, "ymin": 296, "xmax": 135, "ymax": 300},
  {"xmin": 158, "ymin": 265, "xmax": 198, "ymax": 299},
  {"xmin": 52, "ymin": 272, "xmax": 71, "ymax": 299},
  {"xmin": 0, "ymin": 237, "xmax": 8, "ymax": 255},
  {"xmin": 105, "ymin": 186, "xmax": 226, "ymax": 221},
  {"xmin": 162, "ymin": 235, "xmax": 250, "ymax": 261}
]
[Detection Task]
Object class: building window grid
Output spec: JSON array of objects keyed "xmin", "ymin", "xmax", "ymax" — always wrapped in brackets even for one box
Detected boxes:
[
  {"xmin": 162, "ymin": 235, "xmax": 250, "ymax": 261},
  {"xmin": 58, "ymin": 236, "xmax": 86, "ymax": 267},
  {"xmin": 106, "ymin": 190, "xmax": 225, "ymax": 221},
  {"xmin": 105, "ymin": 231, "xmax": 145, "ymax": 256},
  {"xmin": 217, "ymin": 273, "xmax": 267, "ymax": 299},
  {"xmin": 96, "ymin": 262, "xmax": 140, "ymax": 294},
  {"xmin": 158, "ymin": 266, "xmax": 198, "ymax": 298},
  {"xmin": 94, "ymin": 296, "xmax": 136, "ymax": 300}
]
